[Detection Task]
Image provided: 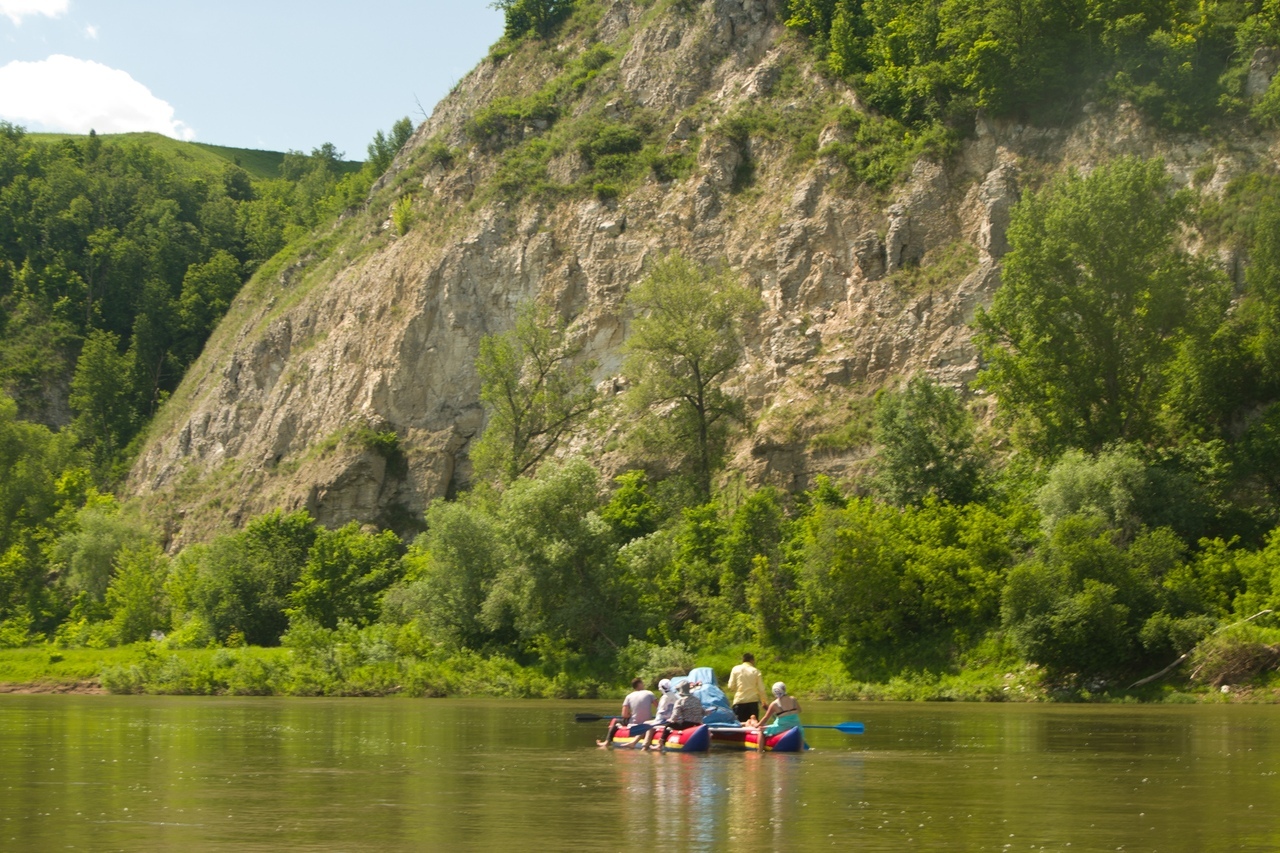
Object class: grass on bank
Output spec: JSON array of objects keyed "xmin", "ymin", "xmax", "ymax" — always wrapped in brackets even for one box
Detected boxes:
[
  {"xmin": 0, "ymin": 645, "xmax": 155, "ymax": 686},
  {"xmin": 3, "ymin": 638, "xmax": 1277, "ymax": 702}
]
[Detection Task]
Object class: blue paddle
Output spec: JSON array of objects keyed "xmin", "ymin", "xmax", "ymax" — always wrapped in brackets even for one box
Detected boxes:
[{"xmin": 802, "ymin": 722, "xmax": 865, "ymax": 734}]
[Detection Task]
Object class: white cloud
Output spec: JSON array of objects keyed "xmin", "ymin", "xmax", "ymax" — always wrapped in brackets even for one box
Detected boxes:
[
  {"xmin": 0, "ymin": 55, "xmax": 195, "ymax": 140},
  {"xmin": 83, "ymin": 23, "xmax": 96, "ymax": 39},
  {"xmin": 0, "ymin": 0, "xmax": 69, "ymax": 25}
]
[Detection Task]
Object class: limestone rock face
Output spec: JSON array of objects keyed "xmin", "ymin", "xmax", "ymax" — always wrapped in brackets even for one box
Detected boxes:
[
  {"xmin": 126, "ymin": 0, "xmax": 1274, "ymax": 548},
  {"xmin": 1247, "ymin": 46, "xmax": 1280, "ymax": 99}
]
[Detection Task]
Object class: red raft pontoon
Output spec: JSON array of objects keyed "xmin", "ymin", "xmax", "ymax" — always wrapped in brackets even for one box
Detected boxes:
[
  {"xmin": 707, "ymin": 725, "xmax": 806, "ymax": 752},
  {"xmin": 604, "ymin": 723, "xmax": 711, "ymax": 752}
]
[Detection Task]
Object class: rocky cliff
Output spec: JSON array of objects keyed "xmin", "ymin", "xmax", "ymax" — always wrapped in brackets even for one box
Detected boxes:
[{"xmin": 126, "ymin": 0, "xmax": 1278, "ymax": 548}]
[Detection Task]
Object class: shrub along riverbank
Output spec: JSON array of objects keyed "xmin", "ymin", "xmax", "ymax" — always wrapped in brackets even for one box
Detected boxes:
[{"xmin": 3, "ymin": 637, "xmax": 1277, "ymax": 703}]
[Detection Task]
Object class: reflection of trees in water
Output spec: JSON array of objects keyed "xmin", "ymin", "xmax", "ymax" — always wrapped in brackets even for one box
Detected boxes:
[{"xmin": 611, "ymin": 751, "xmax": 812, "ymax": 848}]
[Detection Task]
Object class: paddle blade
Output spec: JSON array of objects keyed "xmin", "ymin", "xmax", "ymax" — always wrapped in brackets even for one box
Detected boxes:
[
  {"xmin": 805, "ymin": 722, "xmax": 865, "ymax": 734},
  {"xmin": 574, "ymin": 713, "xmax": 620, "ymax": 723}
]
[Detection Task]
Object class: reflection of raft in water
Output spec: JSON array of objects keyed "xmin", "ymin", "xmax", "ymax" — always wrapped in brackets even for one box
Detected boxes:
[
  {"xmin": 606, "ymin": 723, "xmax": 712, "ymax": 752},
  {"xmin": 707, "ymin": 725, "xmax": 806, "ymax": 753}
]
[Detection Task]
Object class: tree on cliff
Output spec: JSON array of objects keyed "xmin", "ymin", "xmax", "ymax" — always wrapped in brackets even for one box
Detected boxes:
[
  {"xmin": 623, "ymin": 253, "xmax": 762, "ymax": 503},
  {"xmin": 69, "ymin": 330, "xmax": 139, "ymax": 475},
  {"xmin": 974, "ymin": 157, "xmax": 1229, "ymax": 455},
  {"xmin": 493, "ymin": 0, "xmax": 574, "ymax": 40},
  {"xmin": 366, "ymin": 117, "xmax": 414, "ymax": 175},
  {"xmin": 872, "ymin": 375, "xmax": 983, "ymax": 506},
  {"xmin": 472, "ymin": 301, "xmax": 598, "ymax": 484}
]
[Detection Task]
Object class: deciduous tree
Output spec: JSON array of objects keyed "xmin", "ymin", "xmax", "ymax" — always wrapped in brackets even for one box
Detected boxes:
[
  {"xmin": 624, "ymin": 253, "xmax": 761, "ymax": 503},
  {"xmin": 975, "ymin": 157, "xmax": 1229, "ymax": 455},
  {"xmin": 472, "ymin": 301, "xmax": 597, "ymax": 484},
  {"xmin": 493, "ymin": 0, "xmax": 574, "ymax": 39},
  {"xmin": 483, "ymin": 459, "xmax": 628, "ymax": 657},
  {"xmin": 106, "ymin": 544, "xmax": 169, "ymax": 644},
  {"xmin": 287, "ymin": 522, "xmax": 403, "ymax": 630},
  {"xmin": 68, "ymin": 329, "xmax": 137, "ymax": 474},
  {"xmin": 872, "ymin": 376, "xmax": 982, "ymax": 506}
]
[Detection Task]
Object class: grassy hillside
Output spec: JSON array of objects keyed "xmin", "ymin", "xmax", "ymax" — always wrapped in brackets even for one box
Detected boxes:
[{"xmin": 26, "ymin": 131, "xmax": 363, "ymax": 179}]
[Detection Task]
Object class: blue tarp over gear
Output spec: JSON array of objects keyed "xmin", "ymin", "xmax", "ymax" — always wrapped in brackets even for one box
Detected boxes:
[{"xmin": 672, "ymin": 665, "xmax": 737, "ymax": 726}]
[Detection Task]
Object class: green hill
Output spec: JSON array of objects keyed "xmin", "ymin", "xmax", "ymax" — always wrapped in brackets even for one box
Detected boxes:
[{"xmin": 25, "ymin": 131, "xmax": 362, "ymax": 180}]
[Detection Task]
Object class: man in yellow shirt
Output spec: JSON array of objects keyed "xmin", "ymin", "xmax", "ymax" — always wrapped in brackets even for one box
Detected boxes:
[{"xmin": 727, "ymin": 652, "xmax": 768, "ymax": 723}]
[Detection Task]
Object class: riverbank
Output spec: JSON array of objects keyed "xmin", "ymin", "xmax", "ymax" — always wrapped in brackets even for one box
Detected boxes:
[
  {"xmin": 3, "ymin": 642, "xmax": 1277, "ymax": 702},
  {"xmin": 0, "ymin": 680, "xmax": 104, "ymax": 694}
]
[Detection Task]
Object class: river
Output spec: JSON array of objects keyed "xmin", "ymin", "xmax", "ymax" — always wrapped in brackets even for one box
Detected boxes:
[{"xmin": 0, "ymin": 696, "xmax": 1276, "ymax": 851}]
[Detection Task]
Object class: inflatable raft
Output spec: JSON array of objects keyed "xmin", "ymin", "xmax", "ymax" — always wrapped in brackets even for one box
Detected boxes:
[
  {"xmin": 604, "ymin": 723, "xmax": 711, "ymax": 752},
  {"xmin": 707, "ymin": 724, "xmax": 806, "ymax": 752},
  {"xmin": 597, "ymin": 666, "xmax": 804, "ymax": 754}
]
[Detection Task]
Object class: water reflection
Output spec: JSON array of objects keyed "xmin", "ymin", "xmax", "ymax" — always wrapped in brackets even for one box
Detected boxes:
[
  {"xmin": 1, "ymin": 698, "xmax": 1278, "ymax": 851},
  {"xmin": 608, "ymin": 746, "xmax": 816, "ymax": 849}
]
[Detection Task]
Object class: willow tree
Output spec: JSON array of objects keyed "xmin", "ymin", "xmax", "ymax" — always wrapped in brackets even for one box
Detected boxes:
[
  {"xmin": 624, "ymin": 253, "xmax": 762, "ymax": 503},
  {"xmin": 472, "ymin": 302, "xmax": 597, "ymax": 484}
]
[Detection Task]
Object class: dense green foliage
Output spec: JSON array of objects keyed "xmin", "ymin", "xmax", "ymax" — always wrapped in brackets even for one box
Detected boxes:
[
  {"xmin": 0, "ymin": 119, "xmax": 416, "ymax": 653},
  {"xmin": 623, "ymin": 253, "xmax": 763, "ymax": 502},
  {"xmin": 494, "ymin": 0, "xmax": 576, "ymax": 40},
  {"xmin": 0, "ymin": 121, "xmax": 408, "ymax": 479},
  {"xmin": 8, "ymin": 147, "xmax": 1280, "ymax": 699},
  {"xmin": 472, "ymin": 302, "xmax": 597, "ymax": 484},
  {"xmin": 871, "ymin": 376, "xmax": 983, "ymax": 506},
  {"xmin": 785, "ymin": 0, "xmax": 1264, "ymax": 132},
  {"xmin": 976, "ymin": 157, "xmax": 1230, "ymax": 454},
  {"xmin": 7, "ymin": 0, "xmax": 1280, "ymax": 701}
]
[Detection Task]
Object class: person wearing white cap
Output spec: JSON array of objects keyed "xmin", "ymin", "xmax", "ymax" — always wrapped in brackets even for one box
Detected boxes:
[
  {"xmin": 649, "ymin": 678, "xmax": 678, "ymax": 725},
  {"xmin": 641, "ymin": 678, "xmax": 703, "ymax": 750},
  {"xmin": 753, "ymin": 681, "xmax": 802, "ymax": 736}
]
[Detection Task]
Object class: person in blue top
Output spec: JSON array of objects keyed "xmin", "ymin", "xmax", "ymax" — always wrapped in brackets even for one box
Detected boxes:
[{"xmin": 754, "ymin": 681, "xmax": 802, "ymax": 736}]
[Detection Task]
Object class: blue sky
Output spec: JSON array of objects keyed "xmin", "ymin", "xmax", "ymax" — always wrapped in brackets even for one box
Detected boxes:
[{"xmin": 0, "ymin": 1, "xmax": 504, "ymax": 158}]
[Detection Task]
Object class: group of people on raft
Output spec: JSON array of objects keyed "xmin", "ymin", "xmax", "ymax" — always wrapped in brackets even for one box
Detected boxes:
[{"xmin": 601, "ymin": 653, "xmax": 801, "ymax": 749}]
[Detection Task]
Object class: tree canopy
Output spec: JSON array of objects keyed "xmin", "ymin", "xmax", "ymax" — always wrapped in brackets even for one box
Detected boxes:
[
  {"xmin": 975, "ymin": 157, "xmax": 1230, "ymax": 455},
  {"xmin": 624, "ymin": 253, "xmax": 761, "ymax": 502},
  {"xmin": 0, "ymin": 120, "xmax": 410, "ymax": 480},
  {"xmin": 472, "ymin": 302, "xmax": 597, "ymax": 484}
]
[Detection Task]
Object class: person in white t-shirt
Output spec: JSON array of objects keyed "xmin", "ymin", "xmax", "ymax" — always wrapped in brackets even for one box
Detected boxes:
[
  {"xmin": 604, "ymin": 678, "xmax": 655, "ymax": 746},
  {"xmin": 641, "ymin": 679, "xmax": 703, "ymax": 750},
  {"xmin": 650, "ymin": 678, "xmax": 678, "ymax": 724}
]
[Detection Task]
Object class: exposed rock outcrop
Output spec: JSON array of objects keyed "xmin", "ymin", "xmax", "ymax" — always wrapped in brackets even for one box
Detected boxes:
[{"xmin": 127, "ymin": 0, "xmax": 1275, "ymax": 548}]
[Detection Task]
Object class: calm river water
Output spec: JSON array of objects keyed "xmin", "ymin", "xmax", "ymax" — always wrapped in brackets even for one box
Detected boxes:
[{"xmin": 0, "ymin": 696, "xmax": 1276, "ymax": 851}]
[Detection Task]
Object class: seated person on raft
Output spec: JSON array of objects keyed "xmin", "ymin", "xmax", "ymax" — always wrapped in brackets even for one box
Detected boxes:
[
  {"xmin": 641, "ymin": 680, "xmax": 703, "ymax": 749},
  {"xmin": 651, "ymin": 678, "xmax": 677, "ymax": 725},
  {"xmin": 604, "ymin": 677, "xmax": 656, "ymax": 745},
  {"xmin": 749, "ymin": 681, "xmax": 802, "ymax": 735}
]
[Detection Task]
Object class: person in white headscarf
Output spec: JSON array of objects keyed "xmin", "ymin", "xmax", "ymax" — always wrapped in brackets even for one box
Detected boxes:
[
  {"xmin": 753, "ymin": 681, "xmax": 802, "ymax": 736},
  {"xmin": 649, "ymin": 678, "xmax": 678, "ymax": 725},
  {"xmin": 641, "ymin": 679, "xmax": 703, "ymax": 750}
]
